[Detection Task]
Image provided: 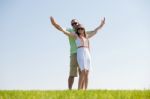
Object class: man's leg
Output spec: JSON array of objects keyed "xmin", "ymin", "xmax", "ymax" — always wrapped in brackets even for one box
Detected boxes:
[
  {"xmin": 68, "ymin": 53, "xmax": 78, "ymax": 90},
  {"xmin": 68, "ymin": 76, "xmax": 74, "ymax": 90}
]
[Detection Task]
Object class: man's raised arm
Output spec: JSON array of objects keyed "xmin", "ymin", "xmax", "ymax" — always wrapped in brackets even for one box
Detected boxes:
[
  {"xmin": 50, "ymin": 16, "xmax": 64, "ymax": 31},
  {"xmin": 50, "ymin": 16, "xmax": 76, "ymax": 38}
]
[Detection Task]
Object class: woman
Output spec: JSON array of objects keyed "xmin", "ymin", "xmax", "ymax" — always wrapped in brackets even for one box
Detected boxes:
[
  {"xmin": 54, "ymin": 23, "xmax": 92, "ymax": 90},
  {"xmin": 75, "ymin": 24, "xmax": 91, "ymax": 90}
]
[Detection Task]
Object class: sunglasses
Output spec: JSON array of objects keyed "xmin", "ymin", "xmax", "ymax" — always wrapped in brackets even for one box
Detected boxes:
[{"xmin": 71, "ymin": 22, "xmax": 78, "ymax": 26}]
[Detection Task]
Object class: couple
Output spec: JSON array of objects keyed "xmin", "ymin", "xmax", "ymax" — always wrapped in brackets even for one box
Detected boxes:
[{"xmin": 50, "ymin": 16, "xmax": 105, "ymax": 90}]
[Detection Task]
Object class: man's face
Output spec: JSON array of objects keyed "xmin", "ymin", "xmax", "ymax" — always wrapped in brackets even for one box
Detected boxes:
[{"xmin": 71, "ymin": 20, "xmax": 79, "ymax": 29}]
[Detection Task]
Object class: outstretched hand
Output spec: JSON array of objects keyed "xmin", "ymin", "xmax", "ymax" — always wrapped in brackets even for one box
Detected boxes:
[
  {"xmin": 94, "ymin": 17, "xmax": 105, "ymax": 32},
  {"xmin": 49, "ymin": 16, "xmax": 63, "ymax": 31},
  {"xmin": 100, "ymin": 17, "xmax": 105, "ymax": 28},
  {"xmin": 50, "ymin": 16, "xmax": 56, "ymax": 25}
]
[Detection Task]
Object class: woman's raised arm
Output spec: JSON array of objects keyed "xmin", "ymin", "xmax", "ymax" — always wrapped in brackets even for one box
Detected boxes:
[{"xmin": 87, "ymin": 17, "xmax": 105, "ymax": 38}]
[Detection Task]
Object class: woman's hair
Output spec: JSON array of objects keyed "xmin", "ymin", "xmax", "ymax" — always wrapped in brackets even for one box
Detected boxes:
[{"xmin": 76, "ymin": 24, "xmax": 87, "ymax": 38}]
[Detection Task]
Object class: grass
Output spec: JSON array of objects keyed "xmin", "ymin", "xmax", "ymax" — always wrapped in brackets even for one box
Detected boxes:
[{"xmin": 0, "ymin": 90, "xmax": 150, "ymax": 99}]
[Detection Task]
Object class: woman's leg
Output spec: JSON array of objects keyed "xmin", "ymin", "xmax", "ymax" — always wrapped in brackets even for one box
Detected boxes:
[
  {"xmin": 78, "ymin": 69, "xmax": 84, "ymax": 89},
  {"xmin": 84, "ymin": 70, "xmax": 89, "ymax": 90},
  {"xmin": 78, "ymin": 69, "xmax": 85, "ymax": 90}
]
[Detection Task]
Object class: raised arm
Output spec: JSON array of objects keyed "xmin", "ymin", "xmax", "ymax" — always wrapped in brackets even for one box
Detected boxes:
[
  {"xmin": 50, "ymin": 16, "xmax": 76, "ymax": 39},
  {"xmin": 87, "ymin": 17, "xmax": 105, "ymax": 38}
]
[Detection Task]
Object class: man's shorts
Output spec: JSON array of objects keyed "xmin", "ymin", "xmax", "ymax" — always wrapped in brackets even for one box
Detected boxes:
[{"xmin": 69, "ymin": 53, "xmax": 79, "ymax": 77}]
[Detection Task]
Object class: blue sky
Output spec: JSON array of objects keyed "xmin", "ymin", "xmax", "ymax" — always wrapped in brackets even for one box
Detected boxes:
[{"xmin": 0, "ymin": 0, "xmax": 150, "ymax": 90}]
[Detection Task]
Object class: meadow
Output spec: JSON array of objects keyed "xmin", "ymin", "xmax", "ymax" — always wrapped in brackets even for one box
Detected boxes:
[{"xmin": 0, "ymin": 90, "xmax": 150, "ymax": 99}]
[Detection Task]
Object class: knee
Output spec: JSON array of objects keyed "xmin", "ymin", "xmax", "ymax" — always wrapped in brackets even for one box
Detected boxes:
[{"xmin": 81, "ymin": 69, "xmax": 86, "ymax": 73}]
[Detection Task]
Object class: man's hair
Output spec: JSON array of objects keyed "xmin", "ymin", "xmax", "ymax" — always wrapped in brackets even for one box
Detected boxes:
[{"xmin": 71, "ymin": 19, "xmax": 78, "ymax": 24}]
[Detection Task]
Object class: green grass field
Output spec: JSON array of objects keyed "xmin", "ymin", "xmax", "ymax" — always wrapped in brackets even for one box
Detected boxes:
[{"xmin": 0, "ymin": 90, "xmax": 150, "ymax": 99}]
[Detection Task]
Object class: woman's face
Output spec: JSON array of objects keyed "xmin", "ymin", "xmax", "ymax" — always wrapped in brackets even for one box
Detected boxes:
[{"xmin": 78, "ymin": 28, "xmax": 85, "ymax": 36}]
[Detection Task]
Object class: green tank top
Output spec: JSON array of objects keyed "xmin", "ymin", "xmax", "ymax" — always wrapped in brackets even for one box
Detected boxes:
[{"xmin": 66, "ymin": 28, "xmax": 77, "ymax": 54}]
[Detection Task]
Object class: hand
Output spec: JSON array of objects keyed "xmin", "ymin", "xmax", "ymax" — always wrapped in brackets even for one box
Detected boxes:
[
  {"xmin": 50, "ymin": 16, "xmax": 63, "ymax": 31},
  {"xmin": 50, "ymin": 16, "xmax": 56, "ymax": 25},
  {"xmin": 99, "ymin": 17, "xmax": 105, "ymax": 28},
  {"xmin": 94, "ymin": 17, "xmax": 105, "ymax": 32}
]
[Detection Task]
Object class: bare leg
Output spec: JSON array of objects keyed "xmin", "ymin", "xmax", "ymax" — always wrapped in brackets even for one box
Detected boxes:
[
  {"xmin": 78, "ymin": 69, "xmax": 84, "ymax": 89},
  {"xmin": 81, "ymin": 78, "xmax": 85, "ymax": 89},
  {"xmin": 84, "ymin": 70, "xmax": 89, "ymax": 90},
  {"xmin": 78, "ymin": 70, "xmax": 85, "ymax": 90},
  {"xmin": 68, "ymin": 76, "xmax": 74, "ymax": 90}
]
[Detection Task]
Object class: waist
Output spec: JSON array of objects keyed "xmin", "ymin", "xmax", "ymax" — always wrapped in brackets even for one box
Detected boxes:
[{"xmin": 77, "ymin": 46, "xmax": 89, "ymax": 48}]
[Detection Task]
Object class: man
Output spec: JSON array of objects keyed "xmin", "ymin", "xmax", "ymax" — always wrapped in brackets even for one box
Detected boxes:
[{"xmin": 50, "ymin": 16, "xmax": 105, "ymax": 90}]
